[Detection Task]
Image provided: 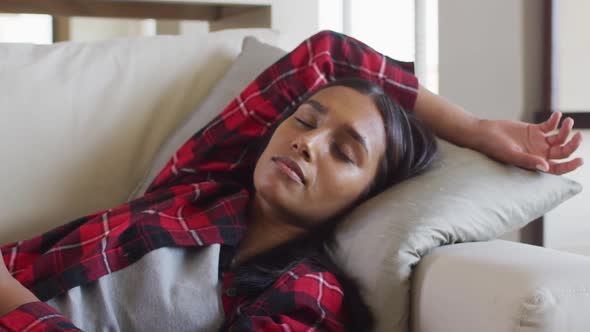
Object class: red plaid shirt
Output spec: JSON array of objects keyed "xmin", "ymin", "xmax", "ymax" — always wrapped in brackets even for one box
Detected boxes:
[{"xmin": 0, "ymin": 30, "xmax": 418, "ymax": 331}]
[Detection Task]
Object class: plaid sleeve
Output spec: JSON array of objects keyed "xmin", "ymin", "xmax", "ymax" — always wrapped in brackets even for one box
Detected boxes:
[
  {"xmin": 0, "ymin": 302, "xmax": 81, "ymax": 331},
  {"xmin": 146, "ymin": 30, "xmax": 419, "ymax": 194},
  {"xmin": 222, "ymin": 266, "xmax": 346, "ymax": 331}
]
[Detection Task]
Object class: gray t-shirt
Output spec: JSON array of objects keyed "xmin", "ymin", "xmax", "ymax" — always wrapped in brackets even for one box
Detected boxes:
[{"xmin": 45, "ymin": 245, "xmax": 224, "ymax": 332}]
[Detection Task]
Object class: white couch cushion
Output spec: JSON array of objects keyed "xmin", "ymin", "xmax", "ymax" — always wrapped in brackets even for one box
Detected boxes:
[
  {"xmin": 412, "ymin": 240, "xmax": 590, "ymax": 332},
  {"xmin": 0, "ymin": 29, "xmax": 278, "ymax": 245}
]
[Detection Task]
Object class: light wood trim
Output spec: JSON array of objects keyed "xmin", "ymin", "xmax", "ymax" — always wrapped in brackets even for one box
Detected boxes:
[
  {"xmin": 155, "ymin": 20, "xmax": 181, "ymax": 35},
  {"xmin": 210, "ymin": 5, "xmax": 270, "ymax": 31},
  {"xmin": 52, "ymin": 16, "xmax": 70, "ymax": 42},
  {"xmin": 0, "ymin": 0, "xmax": 268, "ymax": 21}
]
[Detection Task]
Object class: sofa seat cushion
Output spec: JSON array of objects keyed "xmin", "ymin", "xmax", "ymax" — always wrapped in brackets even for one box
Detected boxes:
[{"xmin": 412, "ymin": 240, "xmax": 590, "ymax": 332}]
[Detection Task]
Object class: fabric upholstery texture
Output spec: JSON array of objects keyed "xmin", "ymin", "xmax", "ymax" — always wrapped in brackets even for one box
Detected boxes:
[
  {"xmin": 0, "ymin": 29, "xmax": 279, "ymax": 244},
  {"xmin": 412, "ymin": 239, "xmax": 590, "ymax": 332}
]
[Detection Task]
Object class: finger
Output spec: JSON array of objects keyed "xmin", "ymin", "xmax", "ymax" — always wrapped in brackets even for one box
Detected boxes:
[
  {"xmin": 546, "ymin": 117, "xmax": 574, "ymax": 145},
  {"xmin": 539, "ymin": 112, "xmax": 561, "ymax": 133},
  {"xmin": 548, "ymin": 131, "xmax": 583, "ymax": 159},
  {"xmin": 510, "ymin": 149, "xmax": 549, "ymax": 172},
  {"xmin": 548, "ymin": 158, "xmax": 584, "ymax": 175}
]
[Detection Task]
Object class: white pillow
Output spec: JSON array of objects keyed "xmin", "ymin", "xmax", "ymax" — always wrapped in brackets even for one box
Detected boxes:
[
  {"xmin": 128, "ymin": 35, "xmax": 287, "ymax": 200},
  {"xmin": 328, "ymin": 139, "xmax": 582, "ymax": 332},
  {"xmin": 0, "ymin": 29, "xmax": 279, "ymax": 245},
  {"xmin": 134, "ymin": 37, "xmax": 583, "ymax": 332}
]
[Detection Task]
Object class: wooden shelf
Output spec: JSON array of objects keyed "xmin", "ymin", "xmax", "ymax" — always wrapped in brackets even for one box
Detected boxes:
[{"xmin": 0, "ymin": 0, "xmax": 270, "ymax": 20}]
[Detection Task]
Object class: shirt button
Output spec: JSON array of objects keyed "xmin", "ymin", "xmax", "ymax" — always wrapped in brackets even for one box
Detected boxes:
[{"xmin": 225, "ymin": 287, "xmax": 237, "ymax": 297}]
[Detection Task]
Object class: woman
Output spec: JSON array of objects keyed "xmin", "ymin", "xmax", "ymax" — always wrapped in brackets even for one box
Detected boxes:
[
  {"xmin": 224, "ymin": 77, "xmax": 439, "ymax": 331},
  {"xmin": 0, "ymin": 30, "xmax": 583, "ymax": 331}
]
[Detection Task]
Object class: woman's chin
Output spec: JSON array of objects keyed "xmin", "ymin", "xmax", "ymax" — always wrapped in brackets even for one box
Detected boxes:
[
  {"xmin": 256, "ymin": 177, "xmax": 301, "ymax": 206},
  {"xmin": 259, "ymin": 178, "xmax": 298, "ymax": 202}
]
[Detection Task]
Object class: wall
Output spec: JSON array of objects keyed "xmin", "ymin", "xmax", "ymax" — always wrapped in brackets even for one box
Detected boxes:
[
  {"xmin": 553, "ymin": 0, "xmax": 590, "ymax": 110},
  {"xmin": 439, "ymin": 0, "xmax": 544, "ymax": 122},
  {"xmin": 69, "ymin": 17, "xmax": 147, "ymax": 41},
  {"xmin": 438, "ymin": 0, "xmax": 545, "ymax": 242}
]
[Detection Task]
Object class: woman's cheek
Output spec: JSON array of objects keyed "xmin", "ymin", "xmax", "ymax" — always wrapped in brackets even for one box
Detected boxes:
[{"xmin": 316, "ymin": 167, "xmax": 365, "ymax": 201}]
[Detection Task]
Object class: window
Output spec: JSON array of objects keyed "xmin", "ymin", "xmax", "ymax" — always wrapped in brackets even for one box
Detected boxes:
[
  {"xmin": 343, "ymin": 0, "xmax": 438, "ymax": 93},
  {"xmin": 0, "ymin": 14, "xmax": 52, "ymax": 44},
  {"xmin": 415, "ymin": 0, "xmax": 438, "ymax": 93},
  {"xmin": 345, "ymin": 0, "xmax": 415, "ymax": 61}
]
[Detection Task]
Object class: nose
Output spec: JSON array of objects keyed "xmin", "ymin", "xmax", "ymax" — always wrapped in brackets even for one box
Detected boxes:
[{"xmin": 291, "ymin": 131, "xmax": 322, "ymax": 162}]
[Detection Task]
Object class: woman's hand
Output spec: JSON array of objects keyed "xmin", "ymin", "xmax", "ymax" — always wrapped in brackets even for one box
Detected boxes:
[
  {"xmin": 474, "ymin": 112, "xmax": 584, "ymax": 175},
  {"xmin": 0, "ymin": 249, "xmax": 40, "ymax": 316},
  {"xmin": 0, "ymin": 248, "xmax": 12, "ymax": 281}
]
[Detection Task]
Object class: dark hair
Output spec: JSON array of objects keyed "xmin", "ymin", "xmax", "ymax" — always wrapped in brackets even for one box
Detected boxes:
[{"xmin": 232, "ymin": 78, "xmax": 440, "ymax": 331}]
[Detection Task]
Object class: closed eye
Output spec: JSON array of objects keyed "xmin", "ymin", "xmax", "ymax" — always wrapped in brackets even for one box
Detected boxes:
[
  {"xmin": 295, "ymin": 117, "xmax": 314, "ymax": 129},
  {"xmin": 332, "ymin": 143, "xmax": 354, "ymax": 164},
  {"xmin": 294, "ymin": 116, "xmax": 355, "ymax": 165}
]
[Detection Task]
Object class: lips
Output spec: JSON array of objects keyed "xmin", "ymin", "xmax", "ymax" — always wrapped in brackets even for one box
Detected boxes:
[{"xmin": 272, "ymin": 156, "xmax": 305, "ymax": 184}]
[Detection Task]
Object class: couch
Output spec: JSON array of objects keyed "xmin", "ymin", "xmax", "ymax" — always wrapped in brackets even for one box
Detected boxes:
[{"xmin": 1, "ymin": 28, "xmax": 589, "ymax": 332}]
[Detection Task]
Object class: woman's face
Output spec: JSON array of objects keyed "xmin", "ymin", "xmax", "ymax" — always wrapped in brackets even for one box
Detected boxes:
[{"xmin": 253, "ymin": 85, "xmax": 387, "ymax": 228}]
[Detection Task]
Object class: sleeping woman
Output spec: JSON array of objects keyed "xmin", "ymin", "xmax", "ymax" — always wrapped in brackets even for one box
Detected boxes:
[{"xmin": 0, "ymin": 30, "xmax": 583, "ymax": 331}]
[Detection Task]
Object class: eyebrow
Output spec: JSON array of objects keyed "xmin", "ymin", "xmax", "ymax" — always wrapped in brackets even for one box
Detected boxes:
[{"xmin": 304, "ymin": 99, "xmax": 369, "ymax": 156}]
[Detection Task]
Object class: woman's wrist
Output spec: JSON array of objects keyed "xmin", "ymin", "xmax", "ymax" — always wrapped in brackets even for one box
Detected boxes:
[
  {"xmin": 432, "ymin": 112, "xmax": 482, "ymax": 149},
  {"xmin": 0, "ymin": 278, "xmax": 40, "ymax": 316},
  {"xmin": 455, "ymin": 116, "xmax": 485, "ymax": 151}
]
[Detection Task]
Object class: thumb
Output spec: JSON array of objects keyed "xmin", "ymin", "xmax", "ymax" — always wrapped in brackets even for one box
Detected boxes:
[{"xmin": 511, "ymin": 150, "xmax": 549, "ymax": 172}]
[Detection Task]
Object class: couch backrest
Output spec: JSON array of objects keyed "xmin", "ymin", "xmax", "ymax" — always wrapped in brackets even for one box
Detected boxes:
[{"xmin": 0, "ymin": 29, "xmax": 279, "ymax": 245}]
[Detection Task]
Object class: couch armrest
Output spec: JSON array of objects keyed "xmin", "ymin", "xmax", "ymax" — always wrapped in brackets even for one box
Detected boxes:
[{"xmin": 411, "ymin": 239, "xmax": 590, "ymax": 332}]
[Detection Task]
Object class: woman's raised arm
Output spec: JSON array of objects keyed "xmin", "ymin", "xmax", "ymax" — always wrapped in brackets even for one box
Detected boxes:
[
  {"xmin": 414, "ymin": 84, "xmax": 584, "ymax": 174},
  {"xmin": 146, "ymin": 30, "xmax": 420, "ymax": 193}
]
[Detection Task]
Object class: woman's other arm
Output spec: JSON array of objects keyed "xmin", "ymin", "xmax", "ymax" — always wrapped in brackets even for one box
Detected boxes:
[
  {"xmin": 413, "ymin": 84, "xmax": 481, "ymax": 149},
  {"xmin": 414, "ymin": 84, "xmax": 584, "ymax": 174},
  {"xmin": 1, "ymin": 250, "xmax": 81, "ymax": 331},
  {"xmin": 0, "ymin": 279, "xmax": 38, "ymax": 317},
  {"xmin": 0, "ymin": 249, "xmax": 38, "ymax": 316}
]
